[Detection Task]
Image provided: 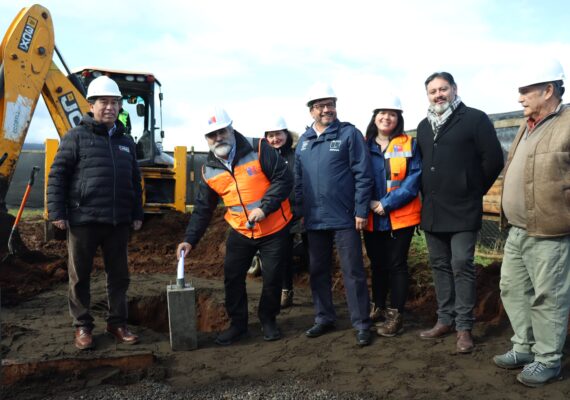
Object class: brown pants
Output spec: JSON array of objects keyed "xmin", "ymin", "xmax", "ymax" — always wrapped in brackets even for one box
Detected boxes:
[{"xmin": 67, "ymin": 223, "xmax": 130, "ymax": 329}]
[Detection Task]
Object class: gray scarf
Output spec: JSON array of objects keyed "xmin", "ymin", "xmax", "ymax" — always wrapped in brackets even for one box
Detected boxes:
[{"xmin": 427, "ymin": 96, "xmax": 462, "ymax": 138}]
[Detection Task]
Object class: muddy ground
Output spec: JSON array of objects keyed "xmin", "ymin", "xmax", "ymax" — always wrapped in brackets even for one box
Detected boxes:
[{"xmin": 1, "ymin": 209, "xmax": 569, "ymax": 399}]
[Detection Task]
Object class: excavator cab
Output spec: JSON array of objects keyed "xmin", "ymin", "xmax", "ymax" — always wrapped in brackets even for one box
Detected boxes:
[{"xmin": 67, "ymin": 68, "xmax": 186, "ymax": 213}]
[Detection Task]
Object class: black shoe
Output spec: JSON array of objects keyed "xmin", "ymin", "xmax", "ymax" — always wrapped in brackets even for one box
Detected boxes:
[
  {"xmin": 356, "ymin": 329, "xmax": 372, "ymax": 347},
  {"xmin": 305, "ymin": 323, "xmax": 336, "ymax": 338},
  {"xmin": 261, "ymin": 320, "xmax": 282, "ymax": 341},
  {"xmin": 214, "ymin": 326, "xmax": 249, "ymax": 346}
]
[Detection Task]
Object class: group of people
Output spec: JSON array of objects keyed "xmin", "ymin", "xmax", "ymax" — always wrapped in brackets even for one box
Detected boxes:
[{"xmin": 47, "ymin": 57, "xmax": 570, "ymax": 389}]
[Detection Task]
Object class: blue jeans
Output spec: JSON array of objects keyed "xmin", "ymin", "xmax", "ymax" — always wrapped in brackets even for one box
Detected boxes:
[
  {"xmin": 424, "ymin": 230, "xmax": 477, "ymax": 331},
  {"xmin": 307, "ymin": 229, "xmax": 371, "ymax": 330}
]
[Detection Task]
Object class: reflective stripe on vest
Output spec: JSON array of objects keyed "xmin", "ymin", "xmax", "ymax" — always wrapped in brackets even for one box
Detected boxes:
[
  {"xmin": 367, "ymin": 134, "xmax": 421, "ymax": 231},
  {"xmin": 202, "ymin": 139, "xmax": 291, "ymax": 238}
]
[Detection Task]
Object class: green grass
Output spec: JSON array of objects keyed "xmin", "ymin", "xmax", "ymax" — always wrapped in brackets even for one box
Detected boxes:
[
  {"xmin": 409, "ymin": 230, "xmax": 500, "ymax": 268},
  {"xmin": 6, "ymin": 208, "xmax": 45, "ymax": 218}
]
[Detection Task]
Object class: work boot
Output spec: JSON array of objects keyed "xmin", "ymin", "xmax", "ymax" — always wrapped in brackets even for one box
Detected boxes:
[
  {"xmin": 419, "ymin": 322, "xmax": 454, "ymax": 339},
  {"xmin": 493, "ymin": 349, "xmax": 534, "ymax": 369},
  {"xmin": 376, "ymin": 308, "xmax": 403, "ymax": 337},
  {"xmin": 369, "ymin": 303, "xmax": 386, "ymax": 323},
  {"xmin": 247, "ymin": 253, "xmax": 262, "ymax": 276},
  {"xmin": 456, "ymin": 330, "xmax": 474, "ymax": 353},
  {"xmin": 74, "ymin": 327, "xmax": 94, "ymax": 350},
  {"xmin": 280, "ymin": 289, "xmax": 294, "ymax": 308},
  {"xmin": 516, "ymin": 361, "xmax": 562, "ymax": 387}
]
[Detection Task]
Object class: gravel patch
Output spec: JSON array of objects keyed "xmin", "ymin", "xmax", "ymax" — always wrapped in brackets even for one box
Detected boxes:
[{"xmin": 47, "ymin": 379, "xmax": 379, "ymax": 400}]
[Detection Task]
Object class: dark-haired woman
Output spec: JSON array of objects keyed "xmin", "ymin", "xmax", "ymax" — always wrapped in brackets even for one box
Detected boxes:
[
  {"xmin": 364, "ymin": 95, "xmax": 421, "ymax": 337},
  {"xmin": 264, "ymin": 117, "xmax": 304, "ymax": 308}
]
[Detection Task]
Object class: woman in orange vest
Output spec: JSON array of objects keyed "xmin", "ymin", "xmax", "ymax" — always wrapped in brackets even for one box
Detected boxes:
[{"xmin": 364, "ymin": 94, "xmax": 422, "ymax": 337}]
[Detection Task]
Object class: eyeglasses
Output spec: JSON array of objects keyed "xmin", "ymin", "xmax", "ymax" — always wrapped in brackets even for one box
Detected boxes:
[
  {"xmin": 311, "ymin": 102, "xmax": 336, "ymax": 111},
  {"xmin": 205, "ymin": 129, "xmax": 228, "ymax": 140}
]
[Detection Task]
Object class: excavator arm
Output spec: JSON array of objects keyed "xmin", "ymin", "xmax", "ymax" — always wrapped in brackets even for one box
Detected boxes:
[
  {"xmin": 0, "ymin": 5, "xmax": 92, "ymax": 251},
  {"xmin": 0, "ymin": 4, "xmax": 55, "ymax": 213}
]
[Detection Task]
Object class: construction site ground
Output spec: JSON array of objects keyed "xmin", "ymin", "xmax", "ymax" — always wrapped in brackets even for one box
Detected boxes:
[{"xmin": 1, "ymin": 209, "xmax": 569, "ymax": 399}]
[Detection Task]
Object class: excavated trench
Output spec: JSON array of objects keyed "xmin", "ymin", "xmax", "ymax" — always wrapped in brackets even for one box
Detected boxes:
[{"xmin": 128, "ymin": 289, "xmax": 229, "ymax": 333}]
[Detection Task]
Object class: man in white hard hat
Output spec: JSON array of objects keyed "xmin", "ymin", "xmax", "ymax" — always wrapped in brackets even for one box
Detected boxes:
[
  {"xmin": 416, "ymin": 72, "xmax": 504, "ymax": 353},
  {"xmin": 493, "ymin": 59, "xmax": 570, "ymax": 387},
  {"xmin": 48, "ymin": 75, "xmax": 143, "ymax": 350},
  {"xmin": 177, "ymin": 108, "xmax": 293, "ymax": 345},
  {"xmin": 295, "ymin": 82, "xmax": 374, "ymax": 346}
]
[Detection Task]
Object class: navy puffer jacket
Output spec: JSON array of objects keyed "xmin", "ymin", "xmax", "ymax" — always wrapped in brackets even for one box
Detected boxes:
[
  {"xmin": 294, "ymin": 120, "xmax": 373, "ymax": 230},
  {"xmin": 47, "ymin": 113, "xmax": 144, "ymax": 226}
]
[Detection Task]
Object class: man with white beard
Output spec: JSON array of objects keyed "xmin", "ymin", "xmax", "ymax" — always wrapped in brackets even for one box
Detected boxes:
[
  {"xmin": 177, "ymin": 108, "xmax": 293, "ymax": 346},
  {"xmin": 416, "ymin": 72, "xmax": 503, "ymax": 353}
]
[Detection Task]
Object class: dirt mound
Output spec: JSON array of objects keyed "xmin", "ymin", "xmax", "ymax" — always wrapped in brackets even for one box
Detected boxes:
[
  {"xmin": 0, "ymin": 255, "xmax": 67, "ymax": 306},
  {"xmin": 1, "ymin": 208, "xmax": 508, "ymax": 329}
]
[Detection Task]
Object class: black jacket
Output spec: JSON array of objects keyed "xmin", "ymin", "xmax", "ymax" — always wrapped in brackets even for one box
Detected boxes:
[
  {"xmin": 184, "ymin": 131, "xmax": 293, "ymax": 246},
  {"xmin": 417, "ymin": 103, "xmax": 504, "ymax": 232},
  {"xmin": 47, "ymin": 113, "xmax": 144, "ymax": 226}
]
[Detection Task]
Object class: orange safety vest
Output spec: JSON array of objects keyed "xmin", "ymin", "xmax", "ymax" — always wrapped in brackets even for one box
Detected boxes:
[
  {"xmin": 202, "ymin": 140, "xmax": 292, "ymax": 238},
  {"xmin": 367, "ymin": 134, "xmax": 421, "ymax": 231}
]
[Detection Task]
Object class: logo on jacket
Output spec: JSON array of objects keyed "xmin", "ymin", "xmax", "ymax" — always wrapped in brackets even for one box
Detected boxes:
[
  {"xmin": 394, "ymin": 145, "xmax": 403, "ymax": 152},
  {"xmin": 301, "ymin": 141, "xmax": 309, "ymax": 151},
  {"xmin": 118, "ymin": 145, "xmax": 130, "ymax": 153},
  {"xmin": 330, "ymin": 140, "xmax": 341, "ymax": 151},
  {"xmin": 246, "ymin": 166, "xmax": 260, "ymax": 176}
]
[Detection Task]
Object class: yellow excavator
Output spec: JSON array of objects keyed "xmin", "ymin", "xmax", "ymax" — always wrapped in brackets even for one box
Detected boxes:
[{"xmin": 0, "ymin": 4, "xmax": 187, "ymax": 249}]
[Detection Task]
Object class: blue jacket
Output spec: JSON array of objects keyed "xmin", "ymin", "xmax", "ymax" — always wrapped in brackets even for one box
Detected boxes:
[
  {"xmin": 367, "ymin": 134, "xmax": 422, "ymax": 231},
  {"xmin": 294, "ymin": 120, "xmax": 373, "ymax": 230}
]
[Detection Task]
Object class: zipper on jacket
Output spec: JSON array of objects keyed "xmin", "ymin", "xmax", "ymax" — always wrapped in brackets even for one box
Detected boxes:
[
  {"xmin": 108, "ymin": 135, "xmax": 117, "ymax": 225},
  {"xmin": 229, "ymin": 171, "xmax": 255, "ymax": 239}
]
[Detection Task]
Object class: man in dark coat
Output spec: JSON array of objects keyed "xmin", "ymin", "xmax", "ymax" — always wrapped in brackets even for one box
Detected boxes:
[
  {"xmin": 416, "ymin": 72, "xmax": 503, "ymax": 353},
  {"xmin": 48, "ymin": 76, "xmax": 143, "ymax": 350}
]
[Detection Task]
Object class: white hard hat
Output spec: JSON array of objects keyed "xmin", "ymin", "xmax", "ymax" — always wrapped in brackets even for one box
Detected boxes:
[
  {"xmin": 519, "ymin": 58, "xmax": 566, "ymax": 89},
  {"xmin": 264, "ymin": 117, "xmax": 288, "ymax": 133},
  {"xmin": 306, "ymin": 82, "xmax": 337, "ymax": 107},
  {"xmin": 375, "ymin": 93, "xmax": 403, "ymax": 112},
  {"xmin": 204, "ymin": 107, "xmax": 232, "ymax": 135},
  {"xmin": 86, "ymin": 76, "xmax": 122, "ymax": 99}
]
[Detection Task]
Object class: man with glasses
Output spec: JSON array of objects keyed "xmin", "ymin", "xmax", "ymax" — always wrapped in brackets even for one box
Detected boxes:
[
  {"xmin": 295, "ymin": 83, "xmax": 374, "ymax": 346},
  {"xmin": 177, "ymin": 108, "xmax": 293, "ymax": 346}
]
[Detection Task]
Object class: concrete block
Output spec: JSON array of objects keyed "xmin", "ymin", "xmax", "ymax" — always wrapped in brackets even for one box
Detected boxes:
[{"xmin": 166, "ymin": 284, "xmax": 197, "ymax": 351}]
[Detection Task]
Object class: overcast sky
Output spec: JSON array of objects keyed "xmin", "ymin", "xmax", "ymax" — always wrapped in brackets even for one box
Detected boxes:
[{"xmin": 2, "ymin": 0, "xmax": 570, "ymax": 151}]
